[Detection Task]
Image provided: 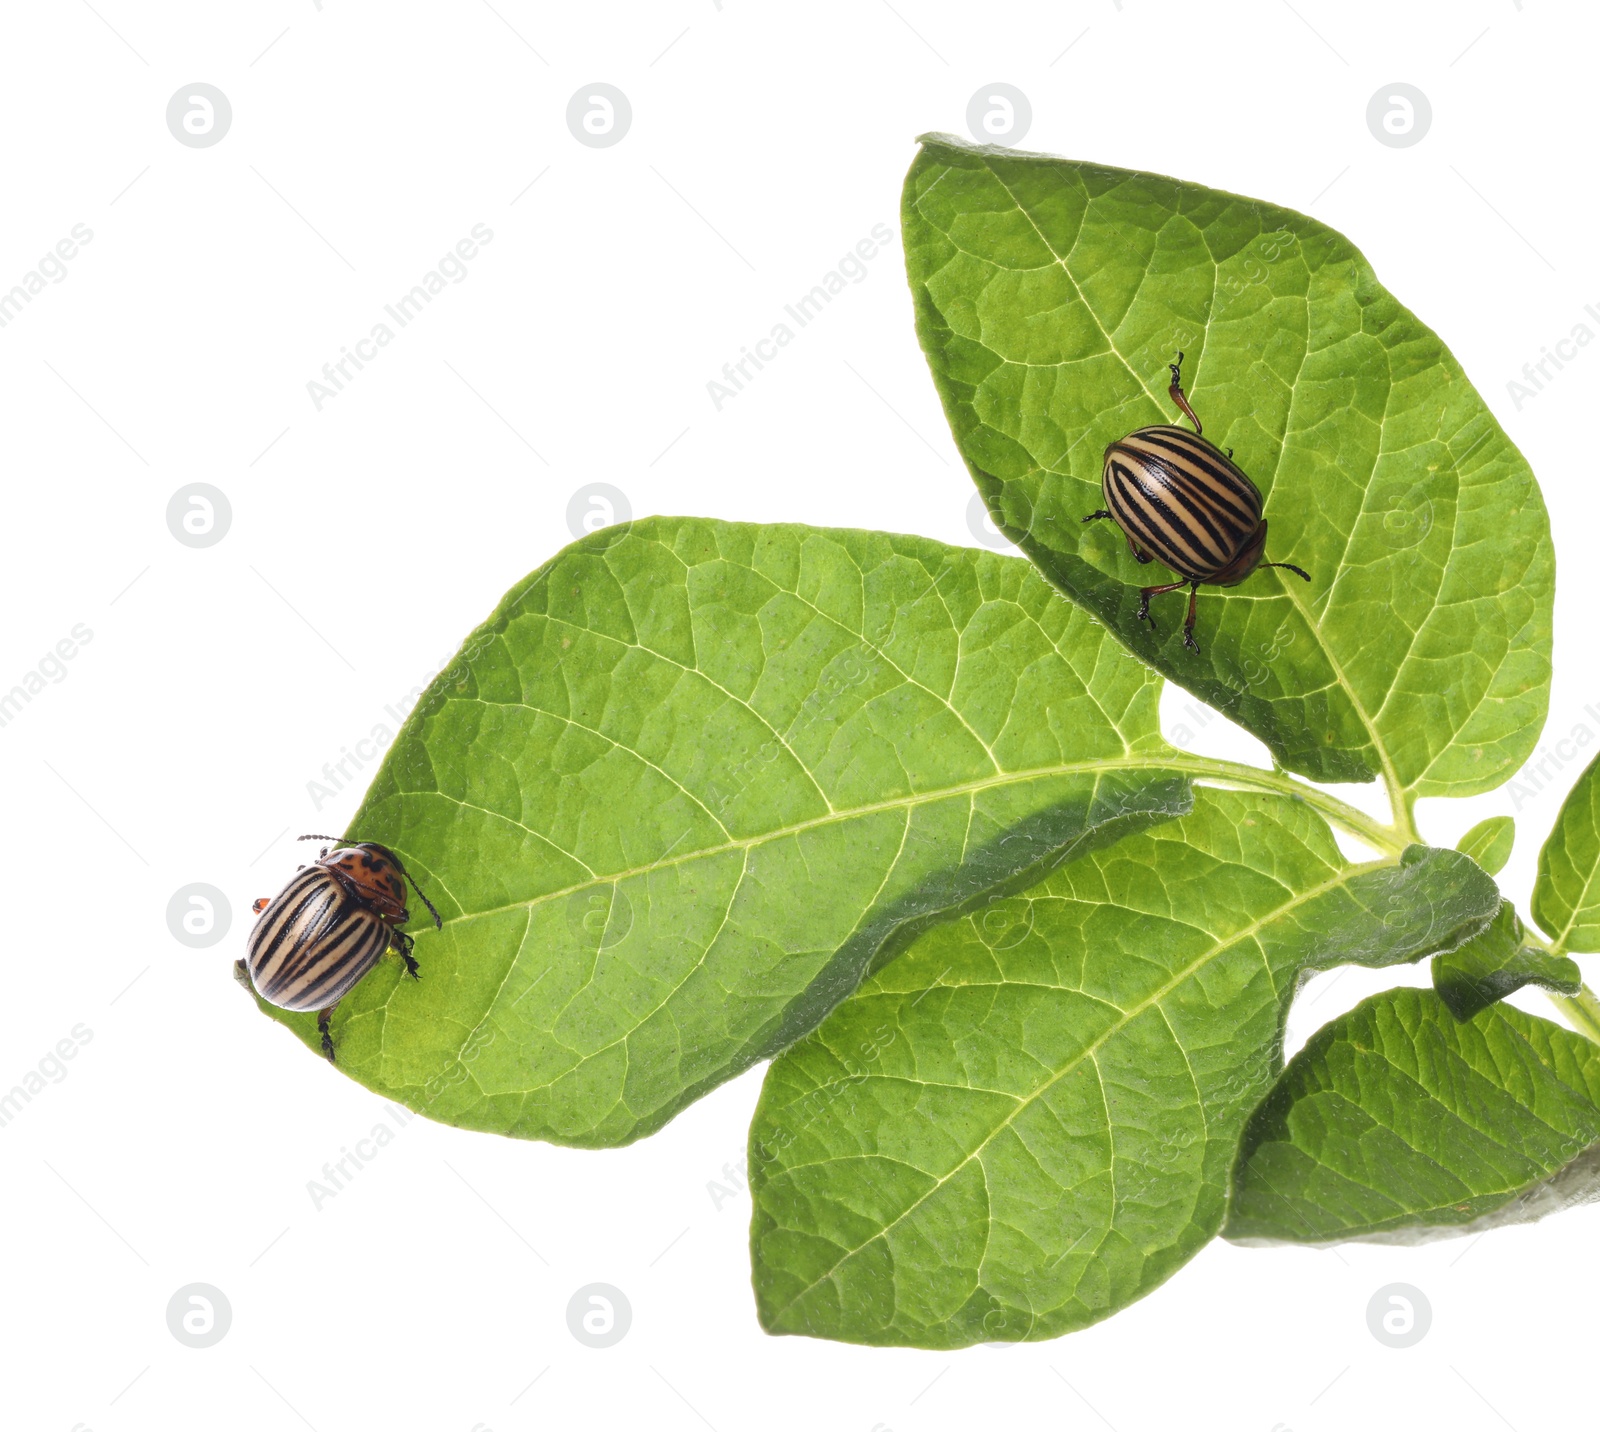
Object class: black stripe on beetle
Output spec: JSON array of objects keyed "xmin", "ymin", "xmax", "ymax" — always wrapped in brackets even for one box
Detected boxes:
[
  {"xmin": 244, "ymin": 835, "xmax": 442, "ymax": 1062},
  {"xmin": 1083, "ymin": 351, "xmax": 1310, "ymax": 653}
]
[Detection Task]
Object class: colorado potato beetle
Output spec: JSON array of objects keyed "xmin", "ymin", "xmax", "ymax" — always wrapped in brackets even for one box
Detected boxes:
[
  {"xmin": 243, "ymin": 834, "xmax": 441, "ymax": 1061},
  {"xmin": 1084, "ymin": 351, "xmax": 1310, "ymax": 652}
]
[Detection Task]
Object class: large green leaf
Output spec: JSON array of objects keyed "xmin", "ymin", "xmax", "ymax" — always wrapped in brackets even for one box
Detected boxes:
[
  {"xmin": 746, "ymin": 790, "xmax": 1498, "ymax": 1347},
  {"xmin": 1533, "ymin": 751, "xmax": 1600, "ymax": 953},
  {"xmin": 1431, "ymin": 899, "xmax": 1579, "ymax": 1022},
  {"xmin": 1225, "ymin": 987, "xmax": 1600, "ymax": 1244},
  {"xmin": 902, "ymin": 133, "xmax": 1553, "ymax": 792},
  {"xmin": 247, "ymin": 517, "xmax": 1192, "ymax": 1146}
]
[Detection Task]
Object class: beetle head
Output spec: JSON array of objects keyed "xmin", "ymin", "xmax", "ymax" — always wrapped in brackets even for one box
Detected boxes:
[{"xmin": 297, "ymin": 834, "xmax": 443, "ymax": 930}]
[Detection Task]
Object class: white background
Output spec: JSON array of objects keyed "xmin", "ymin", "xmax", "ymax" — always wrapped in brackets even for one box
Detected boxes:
[{"xmin": 2, "ymin": 2, "xmax": 1595, "ymax": 1429}]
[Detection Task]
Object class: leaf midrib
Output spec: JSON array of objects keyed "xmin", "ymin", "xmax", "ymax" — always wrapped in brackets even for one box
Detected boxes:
[
  {"xmin": 1549, "ymin": 798, "xmax": 1600, "ymax": 954},
  {"xmin": 422, "ymin": 752, "xmax": 1177, "ymax": 929},
  {"xmin": 765, "ymin": 855, "xmax": 1365, "ymax": 1325}
]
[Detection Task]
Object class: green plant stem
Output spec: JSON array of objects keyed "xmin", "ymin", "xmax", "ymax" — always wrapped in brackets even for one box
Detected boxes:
[
  {"xmin": 1551, "ymin": 987, "xmax": 1600, "ymax": 1045},
  {"xmin": 1166, "ymin": 755, "xmax": 1408, "ymax": 856},
  {"xmin": 1392, "ymin": 785, "xmax": 1423, "ymax": 847},
  {"xmin": 1160, "ymin": 752, "xmax": 1600, "ymax": 1047},
  {"xmin": 1520, "ymin": 928, "xmax": 1600, "ymax": 1047}
]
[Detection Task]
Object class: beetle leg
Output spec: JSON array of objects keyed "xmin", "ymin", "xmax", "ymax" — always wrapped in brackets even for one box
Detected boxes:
[
  {"xmin": 391, "ymin": 929, "xmax": 421, "ymax": 980},
  {"xmin": 1168, "ymin": 351, "xmax": 1203, "ymax": 436},
  {"xmin": 1182, "ymin": 582, "xmax": 1202, "ymax": 653},
  {"xmin": 317, "ymin": 1003, "xmax": 340, "ymax": 1062},
  {"xmin": 1136, "ymin": 579, "xmax": 1189, "ymax": 633},
  {"xmin": 1127, "ymin": 534, "xmax": 1155, "ymax": 564},
  {"xmin": 1082, "ymin": 509, "xmax": 1115, "ymax": 523},
  {"xmin": 252, "ymin": 897, "xmax": 269, "ymax": 915}
]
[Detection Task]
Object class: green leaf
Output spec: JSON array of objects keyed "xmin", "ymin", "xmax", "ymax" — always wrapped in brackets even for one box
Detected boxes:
[
  {"xmin": 1456, "ymin": 815, "xmax": 1515, "ymax": 876},
  {"xmin": 248, "ymin": 517, "xmax": 1193, "ymax": 1147},
  {"xmin": 902, "ymin": 133, "xmax": 1553, "ymax": 793},
  {"xmin": 1533, "ymin": 751, "xmax": 1600, "ymax": 953},
  {"xmin": 1431, "ymin": 899, "xmax": 1580, "ymax": 1021},
  {"xmin": 747, "ymin": 790, "xmax": 1498, "ymax": 1347},
  {"xmin": 1225, "ymin": 987, "xmax": 1600, "ymax": 1244}
]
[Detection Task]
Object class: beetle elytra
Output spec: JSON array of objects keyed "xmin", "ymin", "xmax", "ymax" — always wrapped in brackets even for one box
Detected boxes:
[{"xmin": 1083, "ymin": 351, "xmax": 1309, "ymax": 652}]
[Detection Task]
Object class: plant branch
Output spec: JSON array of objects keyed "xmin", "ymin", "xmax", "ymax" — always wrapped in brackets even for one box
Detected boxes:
[
  {"xmin": 1490, "ymin": 922, "xmax": 1600, "ymax": 1048},
  {"xmin": 1548, "ymin": 987, "xmax": 1600, "ymax": 1046},
  {"xmin": 1163, "ymin": 754, "xmax": 1408, "ymax": 856},
  {"xmin": 1159, "ymin": 752, "xmax": 1600, "ymax": 1045}
]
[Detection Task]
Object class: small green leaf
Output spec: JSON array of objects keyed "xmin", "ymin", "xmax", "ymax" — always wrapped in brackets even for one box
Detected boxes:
[
  {"xmin": 1225, "ymin": 987, "xmax": 1600, "ymax": 1244},
  {"xmin": 902, "ymin": 133, "xmax": 1553, "ymax": 794},
  {"xmin": 1533, "ymin": 751, "xmax": 1600, "ymax": 953},
  {"xmin": 1456, "ymin": 815, "xmax": 1515, "ymax": 876},
  {"xmin": 747, "ymin": 790, "xmax": 1498, "ymax": 1347},
  {"xmin": 1431, "ymin": 900, "xmax": 1580, "ymax": 1021},
  {"xmin": 248, "ymin": 518, "xmax": 1193, "ymax": 1147}
]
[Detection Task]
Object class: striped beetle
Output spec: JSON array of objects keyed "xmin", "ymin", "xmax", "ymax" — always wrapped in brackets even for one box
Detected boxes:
[
  {"xmin": 243, "ymin": 835, "xmax": 441, "ymax": 1061},
  {"xmin": 1084, "ymin": 351, "xmax": 1309, "ymax": 652}
]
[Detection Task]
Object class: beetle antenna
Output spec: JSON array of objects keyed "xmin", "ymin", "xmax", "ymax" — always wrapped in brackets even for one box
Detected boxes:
[
  {"xmin": 1263, "ymin": 562, "xmax": 1311, "ymax": 582},
  {"xmin": 399, "ymin": 868, "xmax": 444, "ymax": 930},
  {"xmin": 297, "ymin": 833, "xmax": 444, "ymax": 929},
  {"xmin": 1168, "ymin": 350, "xmax": 1203, "ymax": 436}
]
